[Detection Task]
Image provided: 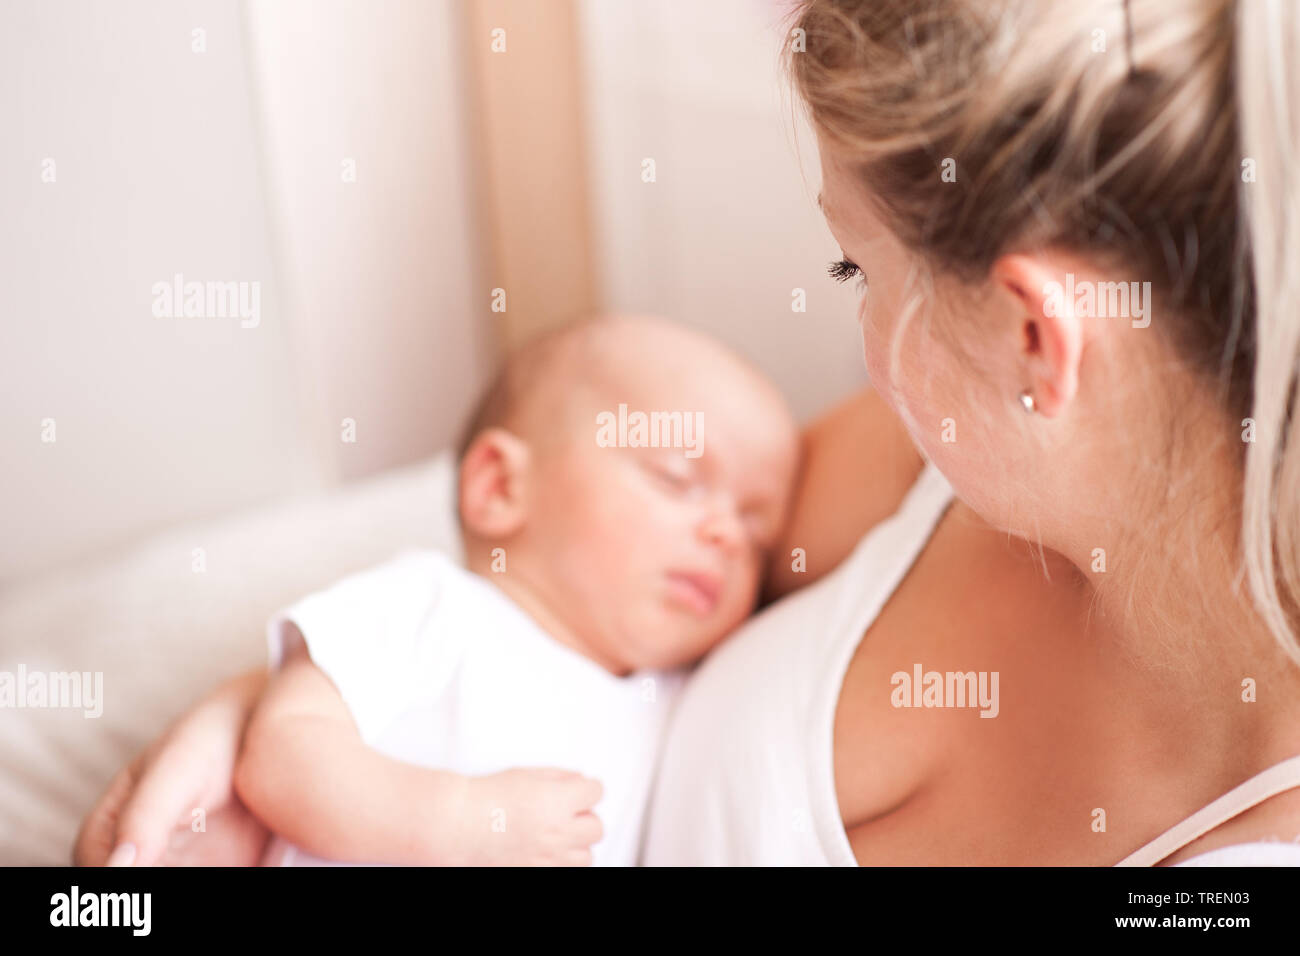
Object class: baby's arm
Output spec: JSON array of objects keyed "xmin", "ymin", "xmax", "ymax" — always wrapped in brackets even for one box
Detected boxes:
[
  {"xmin": 764, "ymin": 386, "xmax": 924, "ymax": 601},
  {"xmin": 234, "ymin": 635, "xmax": 604, "ymax": 866}
]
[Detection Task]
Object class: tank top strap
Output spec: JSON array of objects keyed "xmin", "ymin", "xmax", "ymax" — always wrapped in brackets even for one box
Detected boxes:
[
  {"xmin": 1116, "ymin": 754, "xmax": 1300, "ymax": 866},
  {"xmin": 836, "ymin": 458, "xmax": 954, "ymax": 618},
  {"xmin": 881, "ymin": 458, "xmax": 954, "ymax": 554}
]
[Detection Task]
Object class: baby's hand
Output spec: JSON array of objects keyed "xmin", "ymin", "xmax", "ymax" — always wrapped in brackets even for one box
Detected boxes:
[{"xmin": 455, "ymin": 768, "xmax": 604, "ymax": 866}]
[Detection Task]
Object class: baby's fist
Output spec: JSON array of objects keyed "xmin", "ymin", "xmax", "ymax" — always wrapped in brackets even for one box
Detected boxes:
[{"xmin": 457, "ymin": 768, "xmax": 603, "ymax": 866}]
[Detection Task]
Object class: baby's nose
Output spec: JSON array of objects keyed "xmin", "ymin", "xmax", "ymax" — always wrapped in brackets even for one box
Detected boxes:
[{"xmin": 697, "ymin": 501, "xmax": 745, "ymax": 552}]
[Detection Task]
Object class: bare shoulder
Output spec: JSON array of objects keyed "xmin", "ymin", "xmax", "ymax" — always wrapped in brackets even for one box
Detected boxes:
[
  {"xmin": 833, "ymin": 507, "xmax": 1121, "ymax": 863},
  {"xmin": 764, "ymin": 386, "xmax": 924, "ymax": 601}
]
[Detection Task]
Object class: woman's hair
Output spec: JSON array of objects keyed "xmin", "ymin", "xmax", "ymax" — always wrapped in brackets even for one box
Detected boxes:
[{"xmin": 784, "ymin": 0, "xmax": 1300, "ymax": 660}]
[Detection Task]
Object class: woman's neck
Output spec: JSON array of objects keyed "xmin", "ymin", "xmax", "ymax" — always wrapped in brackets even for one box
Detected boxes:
[{"xmin": 1035, "ymin": 429, "xmax": 1300, "ymax": 768}]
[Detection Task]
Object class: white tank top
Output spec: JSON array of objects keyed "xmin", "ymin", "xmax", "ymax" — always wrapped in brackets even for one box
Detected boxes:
[{"xmin": 640, "ymin": 461, "xmax": 1300, "ymax": 866}]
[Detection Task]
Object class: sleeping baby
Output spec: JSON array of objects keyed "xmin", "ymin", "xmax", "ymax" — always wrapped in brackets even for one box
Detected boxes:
[{"xmin": 233, "ymin": 316, "xmax": 799, "ymax": 866}]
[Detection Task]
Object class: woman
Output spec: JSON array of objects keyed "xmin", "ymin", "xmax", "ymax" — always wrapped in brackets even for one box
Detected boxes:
[{"xmin": 77, "ymin": 0, "xmax": 1300, "ymax": 866}]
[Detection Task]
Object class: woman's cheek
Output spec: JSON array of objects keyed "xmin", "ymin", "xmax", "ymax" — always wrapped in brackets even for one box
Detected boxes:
[
  {"xmin": 862, "ymin": 336, "xmax": 889, "ymax": 398},
  {"xmin": 858, "ymin": 297, "xmax": 896, "ymax": 391}
]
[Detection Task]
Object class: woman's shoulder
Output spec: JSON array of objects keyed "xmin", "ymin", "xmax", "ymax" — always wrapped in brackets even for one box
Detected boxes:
[{"xmin": 764, "ymin": 386, "xmax": 925, "ymax": 601}]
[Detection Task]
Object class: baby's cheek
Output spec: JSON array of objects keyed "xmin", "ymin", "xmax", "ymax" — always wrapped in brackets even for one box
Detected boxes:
[{"xmin": 722, "ymin": 561, "xmax": 762, "ymax": 627}]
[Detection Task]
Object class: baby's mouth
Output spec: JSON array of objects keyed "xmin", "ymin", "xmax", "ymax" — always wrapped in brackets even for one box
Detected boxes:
[{"xmin": 664, "ymin": 570, "xmax": 722, "ymax": 617}]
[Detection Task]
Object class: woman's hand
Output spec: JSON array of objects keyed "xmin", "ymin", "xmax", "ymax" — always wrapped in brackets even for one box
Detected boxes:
[{"xmin": 73, "ymin": 669, "xmax": 272, "ymax": 866}]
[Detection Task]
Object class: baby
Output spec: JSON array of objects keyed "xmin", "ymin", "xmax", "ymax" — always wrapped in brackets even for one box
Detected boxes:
[{"xmin": 234, "ymin": 316, "xmax": 799, "ymax": 866}]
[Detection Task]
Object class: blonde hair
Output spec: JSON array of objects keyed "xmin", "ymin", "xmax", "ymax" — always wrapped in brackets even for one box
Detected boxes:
[{"xmin": 784, "ymin": 0, "xmax": 1300, "ymax": 660}]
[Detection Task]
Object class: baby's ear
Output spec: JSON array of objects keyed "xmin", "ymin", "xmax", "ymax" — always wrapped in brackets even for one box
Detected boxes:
[{"xmin": 458, "ymin": 428, "xmax": 532, "ymax": 538}]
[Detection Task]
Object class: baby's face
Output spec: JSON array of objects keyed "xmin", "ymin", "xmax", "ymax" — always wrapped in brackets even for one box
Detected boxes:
[{"xmin": 518, "ymin": 369, "xmax": 798, "ymax": 673}]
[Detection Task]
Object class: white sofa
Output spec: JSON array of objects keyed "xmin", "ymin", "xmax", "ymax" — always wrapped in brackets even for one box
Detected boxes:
[{"xmin": 0, "ymin": 453, "xmax": 461, "ymax": 865}]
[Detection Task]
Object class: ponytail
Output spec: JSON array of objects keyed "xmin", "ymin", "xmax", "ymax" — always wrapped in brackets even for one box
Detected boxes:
[{"xmin": 1238, "ymin": 0, "xmax": 1300, "ymax": 662}]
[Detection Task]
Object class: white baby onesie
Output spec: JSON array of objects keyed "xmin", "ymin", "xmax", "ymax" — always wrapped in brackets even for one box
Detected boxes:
[{"xmin": 258, "ymin": 549, "xmax": 684, "ymax": 867}]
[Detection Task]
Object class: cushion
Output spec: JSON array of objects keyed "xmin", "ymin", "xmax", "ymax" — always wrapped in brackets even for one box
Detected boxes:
[{"xmin": 0, "ymin": 452, "xmax": 461, "ymax": 864}]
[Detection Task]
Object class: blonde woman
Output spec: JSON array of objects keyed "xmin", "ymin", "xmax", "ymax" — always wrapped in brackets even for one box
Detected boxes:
[{"xmin": 77, "ymin": 0, "xmax": 1300, "ymax": 866}]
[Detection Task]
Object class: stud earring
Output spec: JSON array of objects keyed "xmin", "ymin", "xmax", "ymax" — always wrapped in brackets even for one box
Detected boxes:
[{"xmin": 1018, "ymin": 389, "xmax": 1037, "ymax": 414}]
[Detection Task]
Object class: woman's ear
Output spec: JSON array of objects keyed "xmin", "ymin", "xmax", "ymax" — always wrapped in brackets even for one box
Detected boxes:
[
  {"xmin": 458, "ymin": 428, "xmax": 532, "ymax": 538},
  {"xmin": 990, "ymin": 254, "xmax": 1084, "ymax": 419}
]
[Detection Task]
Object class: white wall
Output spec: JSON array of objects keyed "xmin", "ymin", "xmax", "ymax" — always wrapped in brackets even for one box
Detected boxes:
[
  {"xmin": 578, "ymin": 0, "xmax": 868, "ymax": 422},
  {"xmin": 0, "ymin": 1, "xmax": 308, "ymax": 580},
  {"xmin": 244, "ymin": 0, "xmax": 494, "ymax": 483},
  {"xmin": 0, "ymin": 0, "xmax": 491, "ymax": 581}
]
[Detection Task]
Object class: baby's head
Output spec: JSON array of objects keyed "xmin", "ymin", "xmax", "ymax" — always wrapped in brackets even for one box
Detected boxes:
[{"xmin": 456, "ymin": 316, "xmax": 799, "ymax": 675}]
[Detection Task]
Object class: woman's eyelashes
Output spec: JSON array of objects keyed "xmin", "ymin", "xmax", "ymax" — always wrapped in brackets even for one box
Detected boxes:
[{"xmin": 828, "ymin": 257, "xmax": 867, "ymax": 294}]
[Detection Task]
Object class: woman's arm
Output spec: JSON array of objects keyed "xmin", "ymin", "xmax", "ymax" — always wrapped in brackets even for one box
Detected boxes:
[
  {"xmin": 73, "ymin": 668, "xmax": 271, "ymax": 866},
  {"xmin": 763, "ymin": 386, "xmax": 924, "ymax": 602}
]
